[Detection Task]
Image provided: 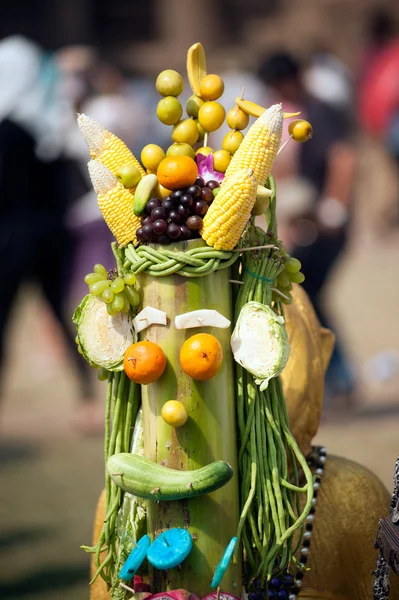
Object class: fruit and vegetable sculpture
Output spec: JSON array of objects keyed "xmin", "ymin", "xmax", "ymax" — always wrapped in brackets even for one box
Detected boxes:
[{"xmin": 74, "ymin": 43, "xmax": 315, "ymax": 600}]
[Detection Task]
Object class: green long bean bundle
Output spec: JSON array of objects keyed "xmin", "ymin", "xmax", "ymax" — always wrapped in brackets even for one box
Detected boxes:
[
  {"xmin": 81, "ymin": 372, "xmax": 140, "ymax": 594},
  {"xmin": 234, "ymin": 224, "xmax": 314, "ymax": 588}
]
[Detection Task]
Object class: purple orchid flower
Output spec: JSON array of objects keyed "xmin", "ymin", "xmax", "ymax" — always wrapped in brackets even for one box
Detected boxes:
[{"xmin": 195, "ymin": 153, "xmax": 224, "ymax": 184}]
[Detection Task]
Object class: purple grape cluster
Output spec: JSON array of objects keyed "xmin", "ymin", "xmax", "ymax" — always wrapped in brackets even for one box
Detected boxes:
[{"xmin": 136, "ymin": 177, "xmax": 220, "ymax": 245}]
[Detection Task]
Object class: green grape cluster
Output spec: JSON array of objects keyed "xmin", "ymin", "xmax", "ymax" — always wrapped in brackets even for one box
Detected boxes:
[
  {"xmin": 84, "ymin": 264, "xmax": 140, "ymax": 316},
  {"xmin": 272, "ymin": 256, "xmax": 305, "ymax": 305}
]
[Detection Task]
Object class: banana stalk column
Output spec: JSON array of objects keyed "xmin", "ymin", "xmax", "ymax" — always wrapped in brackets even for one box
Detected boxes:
[{"xmin": 138, "ymin": 251, "xmax": 240, "ymax": 596}]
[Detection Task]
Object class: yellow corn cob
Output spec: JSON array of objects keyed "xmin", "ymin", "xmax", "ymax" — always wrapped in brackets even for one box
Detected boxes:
[
  {"xmin": 88, "ymin": 160, "xmax": 141, "ymax": 247},
  {"xmin": 223, "ymin": 103, "xmax": 284, "ymax": 185},
  {"xmin": 201, "ymin": 168, "xmax": 257, "ymax": 250},
  {"xmin": 78, "ymin": 114, "xmax": 146, "ymax": 179}
]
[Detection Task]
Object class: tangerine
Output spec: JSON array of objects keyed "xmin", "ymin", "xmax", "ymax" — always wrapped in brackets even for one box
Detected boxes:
[
  {"xmin": 157, "ymin": 156, "xmax": 198, "ymax": 190},
  {"xmin": 124, "ymin": 341, "xmax": 167, "ymax": 384},
  {"xmin": 180, "ymin": 333, "xmax": 223, "ymax": 381}
]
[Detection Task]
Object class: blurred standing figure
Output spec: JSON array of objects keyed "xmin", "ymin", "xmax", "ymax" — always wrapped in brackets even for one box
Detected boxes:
[
  {"xmin": 0, "ymin": 36, "xmax": 97, "ymax": 429},
  {"xmin": 258, "ymin": 52, "xmax": 357, "ymax": 408}
]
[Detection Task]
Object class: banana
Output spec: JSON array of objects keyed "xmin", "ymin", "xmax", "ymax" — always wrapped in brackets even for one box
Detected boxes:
[
  {"xmin": 187, "ymin": 42, "xmax": 207, "ymax": 96},
  {"xmin": 235, "ymin": 97, "xmax": 301, "ymax": 119}
]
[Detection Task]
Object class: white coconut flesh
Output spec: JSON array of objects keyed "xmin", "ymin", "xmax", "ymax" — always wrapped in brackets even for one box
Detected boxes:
[
  {"xmin": 175, "ymin": 309, "xmax": 231, "ymax": 329},
  {"xmin": 78, "ymin": 296, "xmax": 134, "ymax": 369},
  {"xmin": 231, "ymin": 302, "xmax": 290, "ymax": 386},
  {"xmin": 133, "ymin": 306, "xmax": 167, "ymax": 333}
]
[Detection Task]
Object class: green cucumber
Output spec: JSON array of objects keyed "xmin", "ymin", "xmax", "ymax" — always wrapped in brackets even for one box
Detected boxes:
[{"xmin": 107, "ymin": 453, "xmax": 233, "ymax": 501}]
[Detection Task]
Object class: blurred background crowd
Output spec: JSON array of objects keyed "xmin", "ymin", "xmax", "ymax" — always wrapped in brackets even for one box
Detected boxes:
[{"xmin": 1, "ymin": 0, "xmax": 399, "ymax": 598}]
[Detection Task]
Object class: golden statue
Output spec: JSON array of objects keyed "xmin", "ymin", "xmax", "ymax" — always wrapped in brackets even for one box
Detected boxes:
[{"xmin": 89, "ymin": 285, "xmax": 398, "ymax": 600}]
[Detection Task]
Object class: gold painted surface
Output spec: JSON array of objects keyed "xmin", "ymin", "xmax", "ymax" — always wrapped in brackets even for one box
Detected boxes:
[{"xmin": 89, "ymin": 285, "xmax": 399, "ymax": 599}]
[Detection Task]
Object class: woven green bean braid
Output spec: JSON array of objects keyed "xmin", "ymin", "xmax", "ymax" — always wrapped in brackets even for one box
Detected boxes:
[{"xmin": 122, "ymin": 242, "xmax": 239, "ymax": 277}]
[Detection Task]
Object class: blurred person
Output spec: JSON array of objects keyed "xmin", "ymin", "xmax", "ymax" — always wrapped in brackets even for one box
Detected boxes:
[
  {"xmin": 303, "ymin": 48, "xmax": 353, "ymax": 114},
  {"xmin": 358, "ymin": 10, "xmax": 399, "ymax": 139},
  {"xmin": 258, "ymin": 52, "xmax": 357, "ymax": 409},
  {"xmin": 358, "ymin": 11, "xmax": 399, "ymax": 229},
  {"xmin": 0, "ymin": 35, "xmax": 100, "ymax": 432}
]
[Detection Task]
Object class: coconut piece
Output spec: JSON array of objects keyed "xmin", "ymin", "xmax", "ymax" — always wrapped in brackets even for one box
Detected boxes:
[
  {"xmin": 133, "ymin": 306, "xmax": 167, "ymax": 333},
  {"xmin": 175, "ymin": 310, "xmax": 230, "ymax": 330}
]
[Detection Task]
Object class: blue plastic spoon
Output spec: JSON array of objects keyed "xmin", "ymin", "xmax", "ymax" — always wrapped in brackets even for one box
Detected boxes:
[
  {"xmin": 147, "ymin": 528, "xmax": 193, "ymax": 570},
  {"xmin": 211, "ymin": 536, "xmax": 238, "ymax": 588},
  {"xmin": 119, "ymin": 534, "xmax": 151, "ymax": 581}
]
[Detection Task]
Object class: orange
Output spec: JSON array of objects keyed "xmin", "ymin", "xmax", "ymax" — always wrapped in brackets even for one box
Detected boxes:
[
  {"xmin": 157, "ymin": 156, "xmax": 198, "ymax": 190},
  {"xmin": 124, "ymin": 341, "xmax": 166, "ymax": 384},
  {"xmin": 180, "ymin": 333, "xmax": 223, "ymax": 381}
]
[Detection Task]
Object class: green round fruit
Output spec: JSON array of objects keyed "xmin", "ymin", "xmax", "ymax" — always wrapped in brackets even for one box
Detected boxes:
[
  {"xmin": 115, "ymin": 164, "xmax": 142, "ymax": 189},
  {"xmin": 111, "ymin": 277, "xmax": 125, "ymax": 294},
  {"xmin": 98, "ymin": 368, "xmax": 109, "ymax": 381},
  {"xmin": 288, "ymin": 271, "xmax": 305, "ymax": 284},
  {"xmin": 112, "ymin": 293, "xmax": 125, "ymax": 312},
  {"xmin": 156, "ymin": 96, "xmax": 183, "ymax": 126},
  {"xmin": 186, "ymin": 95, "xmax": 204, "ymax": 118},
  {"xmin": 93, "ymin": 264, "xmax": 108, "ymax": 278},
  {"xmin": 102, "ymin": 289, "xmax": 115, "ymax": 304},
  {"xmin": 285, "ymin": 257, "xmax": 302, "ymax": 273},
  {"xmin": 90, "ymin": 280, "xmax": 111, "ymax": 296},
  {"xmin": 123, "ymin": 273, "xmax": 137, "ymax": 286},
  {"xmin": 166, "ymin": 143, "xmax": 195, "ymax": 159},
  {"xmin": 85, "ymin": 272, "xmax": 104, "ymax": 286},
  {"xmin": 156, "ymin": 69, "xmax": 184, "ymax": 97},
  {"xmin": 172, "ymin": 119, "xmax": 199, "ymax": 145}
]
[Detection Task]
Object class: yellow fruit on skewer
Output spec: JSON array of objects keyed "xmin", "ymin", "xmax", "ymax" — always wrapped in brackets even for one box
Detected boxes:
[
  {"xmin": 88, "ymin": 160, "xmax": 141, "ymax": 247},
  {"xmin": 187, "ymin": 42, "xmax": 207, "ymax": 96}
]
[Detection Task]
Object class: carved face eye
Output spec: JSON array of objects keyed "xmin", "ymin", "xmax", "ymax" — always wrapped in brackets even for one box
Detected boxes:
[{"xmin": 133, "ymin": 308, "xmax": 231, "ymax": 334}]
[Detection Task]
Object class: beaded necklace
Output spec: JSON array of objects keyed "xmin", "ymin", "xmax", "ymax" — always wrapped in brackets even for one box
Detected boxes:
[{"xmin": 262, "ymin": 446, "xmax": 327, "ymax": 600}]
